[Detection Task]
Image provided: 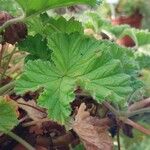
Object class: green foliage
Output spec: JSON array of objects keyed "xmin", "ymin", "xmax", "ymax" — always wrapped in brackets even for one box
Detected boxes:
[
  {"xmin": 0, "ymin": 0, "xmax": 21, "ymax": 16},
  {"xmin": 18, "ymin": 34, "xmax": 51, "ymax": 61},
  {"xmin": 104, "ymin": 24, "xmax": 130, "ymax": 38},
  {"xmin": 135, "ymin": 53, "xmax": 150, "ymax": 69},
  {"xmin": 73, "ymin": 144, "xmax": 84, "ymax": 150},
  {"xmin": 81, "ymin": 11, "xmax": 130, "ymax": 37},
  {"xmin": 83, "ymin": 11, "xmax": 109, "ymax": 32},
  {"xmin": 140, "ymin": 69, "xmax": 150, "ymax": 97},
  {"xmin": 99, "ymin": 41, "xmax": 142, "ymax": 92},
  {"xmin": 15, "ymin": 0, "xmax": 96, "ymax": 17},
  {"xmin": 0, "ymin": 98, "xmax": 18, "ymax": 133},
  {"xmin": 19, "ymin": 16, "xmax": 84, "ymax": 61},
  {"xmin": 46, "ymin": 17, "xmax": 84, "ymax": 34},
  {"xmin": 27, "ymin": 15, "xmax": 84, "ymax": 36},
  {"xmin": 98, "ymin": 40, "xmax": 139, "ymax": 76},
  {"xmin": 15, "ymin": 33, "xmax": 132, "ymax": 123}
]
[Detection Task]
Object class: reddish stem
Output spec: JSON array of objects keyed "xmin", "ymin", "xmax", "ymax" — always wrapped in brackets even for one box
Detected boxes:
[
  {"xmin": 124, "ymin": 118, "xmax": 150, "ymax": 135},
  {"xmin": 128, "ymin": 98, "xmax": 150, "ymax": 111}
]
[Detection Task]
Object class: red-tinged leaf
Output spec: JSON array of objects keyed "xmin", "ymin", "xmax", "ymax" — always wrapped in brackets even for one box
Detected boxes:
[{"xmin": 72, "ymin": 103, "xmax": 113, "ymax": 150}]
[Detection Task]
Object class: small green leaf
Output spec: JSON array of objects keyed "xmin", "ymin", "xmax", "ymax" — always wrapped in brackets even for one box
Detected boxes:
[
  {"xmin": 104, "ymin": 24, "xmax": 130, "ymax": 38},
  {"xmin": 18, "ymin": 34, "xmax": 51, "ymax": 61},
  {"xmin": 15, "ymin": 0, "xmax": 96, "ymax": 17},
  {"xmin": 27, "ymin": 16, "xmax": 84, "ymax": 36},
  {"xmin": 46, "ymin": 17, "xmax": 84, "ymax": 34},
  {"xmin": 0, "ymin": 98, "xmax": 18, "ymax": 133},
  {"xmin": 15, "ymin": 33, "xmax": 132, "ymax": 123}
]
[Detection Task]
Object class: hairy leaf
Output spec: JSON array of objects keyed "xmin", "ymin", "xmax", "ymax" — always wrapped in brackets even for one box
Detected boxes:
[
  {"xmin": 135, "ymin": 53, "xmax": 150, "ymax": 69},
  {"xmin": 46, "ymin": 17, "xmax": 84, "ymax": 34},
  {"xmin": 15, "ymin": 33, "xmax": 132, "ymax": 123},
  {"xmin": 15, "ymin": 0, "xmax": 96, "ymax": 17},
  {"xmin": 98, "ymin": 40, "xmax": 142, "ymax": 91},
  {"xmin": 27, "ymin": 16, "xmax": 84, "ymax": 36},
  {"xmin": 99, "ymin": 40, "xmax": 139, "ymax": 76},
  {"xmin": 18, "ymin": 34, "xmax": 51, "ymax": 61},
  {"xmin": 104, "ymin": 24, "xmax": 130, "ymax": 38},
  {"xmin": 0, "ymin": 98, "xmax": 18, "ymax": 133}
]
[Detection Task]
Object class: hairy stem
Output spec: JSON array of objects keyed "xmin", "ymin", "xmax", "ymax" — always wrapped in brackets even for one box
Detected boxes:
[
  {"xmin": 7, "ymin": 131, "xmax": 35, "ymax": 150},
  {"xmin": 128, "ymin": 98, "xmax": 150, "ymax": 111},
  {"xmin": 127, "ymin": 107, "xmax": 150, "ymax": 117}
]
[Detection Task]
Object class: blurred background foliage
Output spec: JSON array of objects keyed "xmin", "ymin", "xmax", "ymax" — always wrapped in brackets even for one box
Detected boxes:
[{"xmin": 0, "ymin": 0, "xmax": 21, "ymax": 16}]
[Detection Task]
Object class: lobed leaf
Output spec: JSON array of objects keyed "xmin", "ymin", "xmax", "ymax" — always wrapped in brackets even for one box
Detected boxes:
[
  {"xmin": 18, "ymin": 34, "xmax": 51, "ymax": 61},
  {"xmin": 15, "ymin": 33, "xmax": 132, "ymax": 123},
  {"xmin": 27, "ymin": 16, "xmax": 84, "ymax": 36}
]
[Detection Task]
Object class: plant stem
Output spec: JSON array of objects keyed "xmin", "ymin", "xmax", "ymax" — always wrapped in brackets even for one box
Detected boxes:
[
  {"xmin": 128, "ymin": 98, "xmax": 150, "ymax": 111},
  {"xmin": 0, "ymin": 81, "xmax": 15, "ymax": 95},
  {"xmin": 17, "ymin": 101, "xmax": 46, "ymax": 113},
  {"xmin": 124, "ymin": 119, "xmax": 150, "ymax": 135},
  {"xmin": 7, "ymin": 131, "xmax": 35, "ymax": 150},
  {"xmin": 103, "ymin": 101, "xmax": 119, "ymax": 116},
  {"xmin": 117, "ymin": 128, "xmax": 120, "ymax": 150},
  {"xmin": 22, "ymin": 118, "xmax": 50, "ymax": 127},
  {"xmin": 127, "ymin": 107, "xmax": 150, "ymax": 117},
  {"xmin": 0, "ymin": 44, "xmax": 6, "ymax": 67}
]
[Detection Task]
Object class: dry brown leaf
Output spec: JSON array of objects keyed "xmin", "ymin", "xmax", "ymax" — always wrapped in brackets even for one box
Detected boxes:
[
  {"xmin": 17, "ymin": 98, "xmax": 46, "ymax": 122},
  {"xmin": 72, "ymin": 103, "xmax": 113, "ymax": 150}
]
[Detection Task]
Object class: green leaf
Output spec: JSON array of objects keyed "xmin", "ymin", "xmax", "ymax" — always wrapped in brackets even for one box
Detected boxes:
[
  {"xmin": 73, "ymin": 144, "xmax": 84, "ymax": 150},
  {"xmin": 99, "ymin": 40, "xmax": 139, "ymax": 76},
  {"xmin": 19, "ymin": 16, "xmax": 84, "ymax": 61},
  {"xmin": 15, "ymin": 0, "xmax": 96, "ymax": 17},
  {"xmin": 0, "ymin": 98, "xmax": 18, "ymax": 133},
  {"xmin": 27, "ymin": 16, "xmax": 84, "ymax": 36},
  {"xmin": 15, "ymin": 33, "xmax": 132, "ymax": 123},
  {"xmin": 46, "ymin": 17, "xmax": 84, "ymax": 34},
  {"xmin": 17, "ymin": 34, "xmax": 51, "ymax": 61},
  {"xmin": 135, "ymin": 53, "xmax": 150, "ymax": 69},
  {"xmin": 104, "ymin": 24, "xmax": 130, "ymax": 38}
]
